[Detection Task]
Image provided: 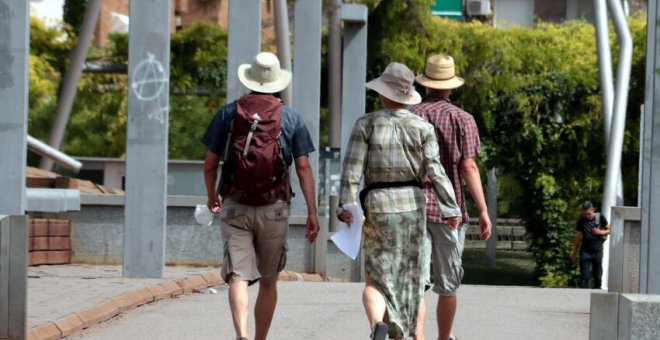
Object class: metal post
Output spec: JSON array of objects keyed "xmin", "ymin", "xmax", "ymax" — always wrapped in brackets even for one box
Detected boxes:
[
  {"xmin": 485, "ymin": 168, "xmax": 498, "ymax": 268},
  {"xmin": 0, "ymin": 0, "xmax": 29, "ymax": 215},
  {"xmin": 600, "ymin": 0, "xmax": 633, "ymax": 290},
  {"xmin": 123, "ymin": 0, "xmax": 170, "ymax": 278},
  {"xmin": 226, "ymin": 0, "xmax": 261, "ymax": 102},
  {"xmin": 40, "ymin": 0, "xmax": 102, "ymax": 171},
  {"xmin": 328, "ymin": 0, "xmax": 343, "ymax": 233},
  {"xmin": 28, "ymin": 135, "xmax": 82, "ymax": 172},
  {"xmin": 292, "ymin": 0, "xmax": 323, "ymax": 275},
  {"xmin": 340, "ymin": 4, "xmax": 368, "ymax": 282},
  {"xmin": 640, "ymin": 0, "xmax": 660, "ymax": 295},
  {"xmin": 274, "ymin": 0, "xmax": 292, "ymax": 106}
]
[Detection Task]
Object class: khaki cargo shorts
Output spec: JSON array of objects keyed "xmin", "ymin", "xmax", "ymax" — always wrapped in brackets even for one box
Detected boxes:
[
  {"xmin": 219, "ymin": 199, "xmax": 289, "ymax": 285},
  {"xmin": 424, "ymin": 222, "xmax": 467, "ymax": 296}
]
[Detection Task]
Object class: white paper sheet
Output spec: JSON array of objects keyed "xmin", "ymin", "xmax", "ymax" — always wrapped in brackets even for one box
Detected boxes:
[{"xmin": 330, "ymin": 203, "xmax": 364, "ymax": 260}]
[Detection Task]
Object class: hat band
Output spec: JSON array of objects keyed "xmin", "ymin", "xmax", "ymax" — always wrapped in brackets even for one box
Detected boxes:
[{"xmin": 424, "ymin": 72, "xmax": 456, "ymax": 81}]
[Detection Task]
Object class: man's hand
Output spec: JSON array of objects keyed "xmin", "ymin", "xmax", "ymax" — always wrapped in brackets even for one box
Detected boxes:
[
  {"xmin": 207, "ymin": 195, "xmax": 222, "ymax": 213},
  {"xmin": 305, "ymin": 214, "xmax": 320, "ymax": 243},
  {"xmin": 479, "ymin": 211, "xmax": 492, "ymax": 240},
  {"xmin": 446, "ymin": 216, "xmax": 462, "ymax": 229},
  {"xmin": 338, "ymin": 211, "xmax": 354, "ymax": 225}
]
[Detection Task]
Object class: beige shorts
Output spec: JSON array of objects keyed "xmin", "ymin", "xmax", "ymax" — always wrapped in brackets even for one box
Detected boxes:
[
  {"xmin": 219, "ymin": 199, "xmax": 289, "ymax": 285},
  {"xmin": 425, "ymin": 222, "xmax": 467, "ymax": 296}
]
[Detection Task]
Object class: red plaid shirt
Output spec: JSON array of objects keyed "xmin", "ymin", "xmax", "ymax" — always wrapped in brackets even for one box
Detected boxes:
[{"xmin": 409, "ymin": 94, "xmax": 481, "ymax": 222}]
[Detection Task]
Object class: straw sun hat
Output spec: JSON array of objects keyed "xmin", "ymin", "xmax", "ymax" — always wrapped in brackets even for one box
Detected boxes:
[
  {"xmin": 415, "ymin": 55, "xmax": 465, "ymax": 90},
  {"xmin": 238, "ymin": 52, "xmax": 292, "ymax": 94},
  {"xmin": 365, "ymin": 62, "xmax": 422, "ymax": 105}
]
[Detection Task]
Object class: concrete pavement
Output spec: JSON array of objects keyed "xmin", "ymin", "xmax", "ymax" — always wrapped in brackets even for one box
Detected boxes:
[{"xmin": 27, "ymin": 264, "xmax": 591, "ymax": 339}]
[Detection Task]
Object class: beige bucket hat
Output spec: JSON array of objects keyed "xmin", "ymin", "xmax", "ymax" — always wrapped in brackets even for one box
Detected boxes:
[
  {"xmin": 365, "ymin": 62, "xmax": 422, "ymax": 105},
  {"xmin": 238, "ymin": 52, "xmax": 292, "ymax": 94},
  {"xmin": 416, "ymin": 55, "xmax": 465, "ymax": 90}
]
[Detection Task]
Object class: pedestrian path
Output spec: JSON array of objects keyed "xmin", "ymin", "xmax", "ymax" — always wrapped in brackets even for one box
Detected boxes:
[
  {"xmin": 27, "ymin": 265, "xmax": 591, "ymax": 339},
  {"xmin": 27, "ymin": 264, "xmax": 322, "ymax": 339}
]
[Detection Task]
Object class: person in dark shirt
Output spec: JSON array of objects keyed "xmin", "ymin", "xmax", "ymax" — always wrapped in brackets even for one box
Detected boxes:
[{"xmin": 571, "ymin": 200, "xmax": 611, "ymax": 288}]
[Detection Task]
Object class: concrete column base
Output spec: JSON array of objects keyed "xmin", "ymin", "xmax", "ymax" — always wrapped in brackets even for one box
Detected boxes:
[{"xmin": 589, "ymin": 292, "xmax": 660, "ymax": 339}]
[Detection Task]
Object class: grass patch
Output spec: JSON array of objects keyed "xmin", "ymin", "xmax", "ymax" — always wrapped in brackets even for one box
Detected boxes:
[{"xmin": 461, "ymin": 249, "xmax": 536, "ymax": 286}]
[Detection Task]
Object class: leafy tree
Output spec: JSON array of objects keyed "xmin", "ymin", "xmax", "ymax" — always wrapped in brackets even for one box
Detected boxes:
[
  {"xmin": 63, "ymin": 0, "xmax": 89, "ymax": 35},
  {"xmin": 363, "ymin": 0, "xmax": 646, "ymax": 286}
]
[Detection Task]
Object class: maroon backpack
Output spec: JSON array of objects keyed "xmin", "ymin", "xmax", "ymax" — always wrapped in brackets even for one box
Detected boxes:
[{"xmin": 219, "ymin": 94, "xmax": 289, "ymax": 205}]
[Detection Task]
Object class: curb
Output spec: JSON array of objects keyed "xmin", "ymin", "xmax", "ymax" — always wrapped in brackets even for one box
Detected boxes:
[{"xmin": 26, "ymin": 270, "xmax": 325, "ymax": 340}]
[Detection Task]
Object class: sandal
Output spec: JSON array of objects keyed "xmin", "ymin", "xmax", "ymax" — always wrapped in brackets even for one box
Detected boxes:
[{"xmin": 371, "ymin": 321, "xmax": 388, "ymax": 340}]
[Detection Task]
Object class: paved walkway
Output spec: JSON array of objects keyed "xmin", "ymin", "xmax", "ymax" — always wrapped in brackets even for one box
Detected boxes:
[{"xmin": 27, "ymin": 265, "xmax": 591, "ymax": 339}]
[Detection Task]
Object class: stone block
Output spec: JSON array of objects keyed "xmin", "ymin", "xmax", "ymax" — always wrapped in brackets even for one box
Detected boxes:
[
  {"xmin": 29, "ymin": 251, "xmax": 48, "ymax": 266},
  {"xmin": 53, "ymin": 314, "xmax": 84, "ymax": 337},
  {"xmin": 77, "ymin": 300, "xmax": 121, "ymax": 329},
  {"xmin": 201, "ymin": 271, "xmax": 224, "ymax": 287},
  {"xmin": 27, "ymin": 322, "xmax": 61, "ymax": 340},
  {"xmin": 111, "ymin": 288, "xmax": 154, "ymax": 313},
  {"xmin": 278, "ymin": 270, "xmax": 297, "ymax": 281},
  {"xmin": 589, "ymin": 291, "xmax": 619, "ymax": 340},
  {"xmin": 47, "ymin": 250, "xmax": 71, "ymax": 264},
  {"xmin": 32, "ymin": 237, "xmax": 49, "ymax": 251},
  {"xmin": 176, "ymin": 275, "xmax": 208, "ymax": 294},
  {"xmin": 48, "ymin": 220, "xmax": 71, "ymax": 236},
  {"xmin": 48, "ymin": 236, "xmax": 71, "ymax": 250},
  {"xmin": 33, "ymin": 219, "xmax": 49, "ymax": 237},
  {"xmin": 160, "ymin": 281, "xmax": 184, "ymax": 297},
  {"xmin": 146, "ymin": 284, "xmax": 171, "ymax": 301},
  {"xmin": 618, "ymin": 294, "xmax": 660, "ymax": 340}
]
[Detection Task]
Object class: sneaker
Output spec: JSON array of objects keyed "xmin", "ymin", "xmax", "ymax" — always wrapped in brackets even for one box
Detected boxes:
[{"xmin": 371, "ymin": 321, "xmax": 387, "ymax": 340}]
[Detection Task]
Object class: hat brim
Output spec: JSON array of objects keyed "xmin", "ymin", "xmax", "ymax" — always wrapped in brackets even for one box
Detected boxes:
[
  {"xmin": 238, "ymin": 64, "xmax": 292, "ymax": 94},
  {"xmin": 415, "ymin": 74, "xmax": 465, "ymax": 90},
  {"xmin": 365, "ymin": 78, "xmax": 422, "ymax": 105}
]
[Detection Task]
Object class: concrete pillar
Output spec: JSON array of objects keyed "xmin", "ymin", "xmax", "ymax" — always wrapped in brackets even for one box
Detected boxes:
[
  {"xmin": 0, "ymin": 2, "xmax": 29, "ymax": 337},
  {"xmin": 0, "ymin": 0, "xmax": 29, "ymax": 215},
  {"xmin": 640, "ymin": 0, "xmax": 660, "ymax": 294},
  {"xmin": 226, "ymin": 0, "xmax": 261, "ymax": 102},
  {"xmin": 339, "ymin": 4, "xmax": 368, "ymax": 156},
  {"xmin": 123, "ymin": 0, "xmax": 170, "ymax": 278},
  {"xmin": 0, "ymin": 216, "xmax": 28, "ymax": 340},
  {"xmin": 292, "ymin": 0, "xmax": 323, "ymax": 274},
  {"xmin": 485, "ymin": 168, "xmax": 498, "ymax": 268},
  {"xmin": 339, "ymin": 4, "xmax": 368, "ymax": 282}
]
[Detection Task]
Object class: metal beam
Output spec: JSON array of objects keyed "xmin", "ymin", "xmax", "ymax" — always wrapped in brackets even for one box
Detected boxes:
[
  {"xmin": 226, "ymin": 0, "xmax": 261, "ymax": 102},
  {"xmin": 123, "ymin": 0, "xmax": 171, "ymax": 278},
  {"xmin": 0, "ymin": 0, "xmax": 29, "ymax": 216},
  {"xmin": 640, "ymin": 0, "xmax": 660, "ymax": 295},
  {"xmin": 600, "ymin": 0, "xmax": 633, "ymax": 290},
  {"xmin": 40, "ymin": 0, "xmax": 102, "ymax": 171},
  {"xmin": 28, "ymin": 135, "xmax": 82, "ymax": 172}
]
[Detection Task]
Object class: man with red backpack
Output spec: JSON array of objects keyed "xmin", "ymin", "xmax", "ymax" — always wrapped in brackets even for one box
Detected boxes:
[{"xmin": 202, "ymin": 52, "xmax": 319, "ymax": 340}]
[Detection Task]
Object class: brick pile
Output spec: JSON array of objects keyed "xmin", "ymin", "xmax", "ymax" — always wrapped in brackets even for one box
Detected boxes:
[{"xmin": 29, "ymin": 219, "xmax": 72, "ymax": 266}]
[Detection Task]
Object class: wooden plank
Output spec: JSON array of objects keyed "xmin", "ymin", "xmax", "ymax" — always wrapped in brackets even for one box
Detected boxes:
[
  {"xmin": 25, "ymin": 177, "xmax": 55, "ymax": 188},
  {"xmin": 8, "ymin": 216, "xmax": 27, "ymax": 339},
  {"xmin": 512, "ymin": 241, "xmax": 529, "ymax": 250},
  {"xmin": 55, "ymin": 176, "xmax": 78, "ymax": 189},
  {"xmin": 0, "ymin": 217, "xmax": 9, "ymax": 338}
]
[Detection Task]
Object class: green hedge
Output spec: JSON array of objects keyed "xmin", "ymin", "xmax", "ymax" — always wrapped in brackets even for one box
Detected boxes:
[{"xmin": 367, "ymin": 1, "xmax": 646, "ymax": 286}]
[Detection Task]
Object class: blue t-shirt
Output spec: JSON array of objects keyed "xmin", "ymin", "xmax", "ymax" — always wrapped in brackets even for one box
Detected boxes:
[{"xmin": 201, "ymin": 98, "xmax": 316, "ymax": 165}]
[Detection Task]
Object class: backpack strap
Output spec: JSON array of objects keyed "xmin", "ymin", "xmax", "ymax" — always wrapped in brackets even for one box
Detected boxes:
[{"xmin": 216, "ymin": 118, "xmax": 235, "ymax": 199}]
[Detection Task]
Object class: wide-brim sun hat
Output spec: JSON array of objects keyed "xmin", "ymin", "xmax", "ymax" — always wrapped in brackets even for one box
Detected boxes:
[
  {"xmin": 238, "ymin": 52, "xmax": 292, "ymax": 94},
  {"xmin": 365, "ymin": 62, "xmax": 422, "ymax": 105},
  {"xmin": 416, "ymin": 55, "xmax": 465, "ymax": 90}
]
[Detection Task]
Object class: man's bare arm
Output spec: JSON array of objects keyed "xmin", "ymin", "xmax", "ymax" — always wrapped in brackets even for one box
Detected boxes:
[
  {"xmin": 295, "ymin": 155, "xmax": 320, "ymax": 243},
  {"xmin": 460, "ymin": 157, "xmax": 492, "ymax": 240}
]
